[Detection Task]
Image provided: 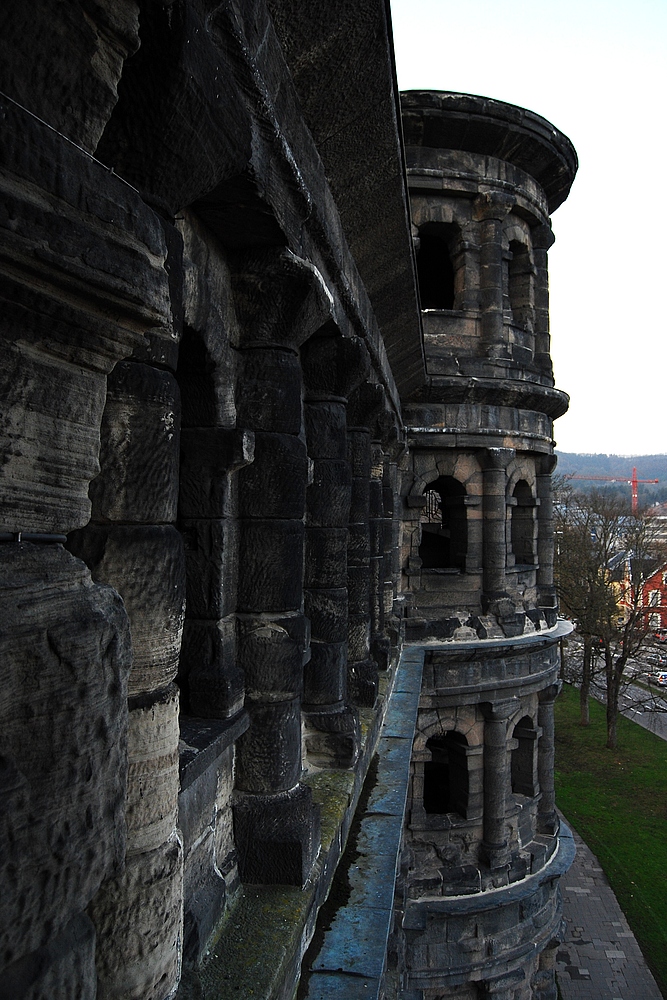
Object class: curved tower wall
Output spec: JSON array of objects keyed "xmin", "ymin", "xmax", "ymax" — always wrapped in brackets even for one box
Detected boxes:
[{"xmin": 394, "ymin": 92, "xmax": 577, "ymax": 1000}]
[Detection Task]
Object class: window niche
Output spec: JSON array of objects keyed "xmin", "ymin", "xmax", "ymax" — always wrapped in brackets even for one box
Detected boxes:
[
  {"xmin": 423, "ymin": 732, "xmax": 469, "ymax": 817},
  {"xmin": 416, "ymin": 222, "xmax": 461, "ymax": 310},
  {"xmin": 510, "ymin": 479, "xmax": 535, "ymax": 567},
  {"xmin": 511, "ymin": 715, "xmax": 540, "ymax": 798},
  {"xmin": 507, "ymin": 239, "xmax": 533, "ymax": 331},
  {"xmin": 419, "ymin": 476, "xmax": 467, "ymax": 571}
]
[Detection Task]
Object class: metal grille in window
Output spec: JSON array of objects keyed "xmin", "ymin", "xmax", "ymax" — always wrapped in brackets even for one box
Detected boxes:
[{"xmin": 424, "ymin": 490, "xmax": 441, "ymax": 522}]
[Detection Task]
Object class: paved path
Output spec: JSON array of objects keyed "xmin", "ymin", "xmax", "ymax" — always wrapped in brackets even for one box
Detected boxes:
[{"xmin": 557, "ymin": 821, "xmax": 662, "ymax": 999}]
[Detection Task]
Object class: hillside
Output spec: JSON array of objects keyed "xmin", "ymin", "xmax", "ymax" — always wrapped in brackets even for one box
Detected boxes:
[{"xmin": 555, "ymin": 453, "xmax": 667, "ymax": 504}]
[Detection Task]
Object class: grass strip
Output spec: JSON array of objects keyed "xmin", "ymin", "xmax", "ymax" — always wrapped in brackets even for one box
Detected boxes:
[{"xmin": 555, "ymin": 683, "xmax": 667, "ymax": 996}]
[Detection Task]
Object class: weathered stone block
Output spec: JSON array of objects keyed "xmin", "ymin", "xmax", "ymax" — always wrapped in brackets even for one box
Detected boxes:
[
  {"xmin": 181, "ymin": 617, "xmax": 244, "ymax": 719},
  {"xmin": 181, "ymin": 518, "xmax": 238, "ymax": 621},
  {"xmin": 347, "ymin": 523, "xmax": 371, "ymax": 561},
  {"xmin": 126, "ymin": 685, "xmax": 179, "ymax": 858},
  {"xmin": 346, "ymin": 431, "xmax": 371, "ymax": 479},
  {"xmin": 238, "ymin": 432, "xmax": 307, "ymax": 519},
  {"xmin": 233, "ymin": 783, "xmax": 320, "ymax": 887},
  {"xmin": 349, "ymin": 477, "xmax": 371, "ymax": 521},
  {"xmin": 348, "ymin": 613, "xmax": 371, "ymax": 661},
  {"xmin": 235, "ymin": 698, "xmax": 302, "ymax": 794},
  {"xmin": 238, "ymin": 519, "xmax": 304, "ymax": 612},
  {"xmin": 238, "ymin": 348, "xmax": 302, "ymax": 434},
  {"xmin": 89, "ymin": 833, "xmax": 183, "ymax": 1000},
  {"xmin": 307, "ymin": 460, "xmax": 351, "ymax": 527},
  {"xmin": 0, "ymin": 911, "xmax": 97, "ymax": 1000},
  {"xmin": 304, "ymin": 402, "xmax": 347, "ymax": 459},
  {"xmin": 0, "ymin": 344, "xmax": 106, "ymax": 534},
  {"xmin": 179, "ymin": 427, "xmax": 253, "ymax": 519},
  {"xmin": 303, "ymin": 705, "xmax": 361, "ymax": 769},
  {"xmin": 0, "ymin": 1, "xmax": 140, "ymax": 152},
  {"xmin": 348, "ymin": 565, "xmax": 371, "ymax": 614},
  {"xmin": 236, "ymin": 612, "xmax": 306, "ymax": 699},
  {"xmin": 182, "ymin": 827, "xmax": 226, "ymax": 965},
  {"xmin": 0, "ymin": 544, "xmax": 130, "ymax": 966},
  {"xmin": 90, "ymin": 362, "xmax": 181, "ymax": 524},
  {"xmin": 348, "ymin": 658, "xmax": 378, "ymax": 708},
  {"xmin": 305, "ymin": 527, "xmax": 348, "ymax": 588},
  {"xmin": 68, "ymin": 524, "xmax": 186, "ymax": 697},
  {"xmin": 304, "ymin": 641, "xmax": 347, "ymax": 706},
  {"xmin": 304, "ymin": 587, "xmax": 348, "ymax": 643}
]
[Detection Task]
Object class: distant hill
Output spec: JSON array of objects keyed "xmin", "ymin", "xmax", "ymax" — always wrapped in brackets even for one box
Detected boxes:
[{"xmin": 555, "ymin": 453, "xmax": 667, "ymax": 505}]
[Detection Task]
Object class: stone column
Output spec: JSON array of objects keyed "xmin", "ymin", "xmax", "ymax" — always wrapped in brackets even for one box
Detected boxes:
[
  {"xmin": 479, "ymin": 448, "xmax": 515, "ymax": 600},
  {"xmin": 347, "ymin": 383, "xmax": 386, "ymax": 706},
  {"xmin": 301, "ymin": 332, "xmax": 369, "ymax": 768},
  {"xmin": 532, "ymin": 223, "xmax": 556, "ymax": 373},
  {"xmin": 370, "ymin": 440, "xmax": 389, "ymax": 669},
  {"xmin": 536, "ymin": 453, "xmax": 558, "ymax": 624},
  {"xmin": 63, "ymin": 215, "xmax": 186, "ymax": 999},
  {"xmin": 231, "ymin": 249, "xmax": 332, "ymax": 887},
  {"xmin": 473, "ymin": 192, "xmax": 514, "ymax": 357},
  {"xmin": 537, "ymin": 683, "xmax": 561, "ymax": 835},
  {"xmin": 481, "ymin": 700, "xmax": 518, "ymax": 869}
]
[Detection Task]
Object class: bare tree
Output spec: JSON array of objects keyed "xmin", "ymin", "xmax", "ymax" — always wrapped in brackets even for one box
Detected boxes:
[{"xmin": 554, "ymin": 483, "xmax": 665, "ymax": 748}]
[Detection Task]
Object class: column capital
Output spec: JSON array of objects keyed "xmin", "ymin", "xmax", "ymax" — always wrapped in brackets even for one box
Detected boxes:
[
  {"xmin": 481, "ymin": 698, "xmax": 520, "ymax": 723},
  {"xmin": 302, "ymin": 331, "xmax": 370, "ymax": 401},
  {"xmin": 536, "ymin": 453, "xmax": 558, "ymax": 477},
  {"xmin": 232, "ymin": 248, "xmax": 334, "ymax": 350},
  {"xmin": 473, "ymin": 190, "xmax": 515, "ymax": 222},
  {"xmin": 531, "ymin": 222, "xmax": 556, "ymax": 251},
  {"xmin": 538, "ymin": 681, "xmax": 562, "ymax": 706},
  {"xmin": 478, "ymin": 447, "xmax": 515, "ymax": 472}
]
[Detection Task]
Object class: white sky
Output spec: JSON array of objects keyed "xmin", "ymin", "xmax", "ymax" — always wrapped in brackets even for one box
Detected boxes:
[{"xmin": 390, "ymin": 0, "xmax": 667, "ymax": 456}]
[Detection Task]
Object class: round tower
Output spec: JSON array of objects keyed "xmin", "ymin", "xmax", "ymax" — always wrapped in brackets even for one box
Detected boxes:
[{"xmin": 396, "ymin": 92, "xmax": 577, "ymax": 1000}]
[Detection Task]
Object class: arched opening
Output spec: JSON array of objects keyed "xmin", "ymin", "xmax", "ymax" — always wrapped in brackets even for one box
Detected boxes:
[
  {"xmin": 508, "ymin": 240, "xmax": 532, "ymax": 331},
  {"xmin": 419, "ymin": 476, "xmax": 467, "ymax": 570},
  {"xmin": 511, "ymin": 715, "xmax": 538, "ymax": 797},
  {"xmin": 511, "ymin": 479, "xmax": 535, "ymax": 566},
  {"xmin": 416, "ymin": 222, "xmax": 459, "ymax": 310},
  {"xmin": 424, "ymin": 732, "xmax": 469, "ymax": 816}
]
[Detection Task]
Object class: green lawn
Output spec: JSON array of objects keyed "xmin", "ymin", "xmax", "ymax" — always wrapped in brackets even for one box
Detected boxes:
[{"xmin": 555, "ymin": 683, "xmax": 667, "ymax": 996}]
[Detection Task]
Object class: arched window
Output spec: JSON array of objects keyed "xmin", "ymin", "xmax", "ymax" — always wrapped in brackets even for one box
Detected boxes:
[
  {"xmin": 424, "ymin": 732, "xmax": 469, "ymax": 816},
  {"xmin": 416, "ymin": 222, "xmax": 460, "ymax": 310},
  {"xmin": 508, "ymin": 240, "xmax": 532, "ymax": 331},
  {"xmin": 511, "ymin": 716, "xmax": 539, "ymax": 797},
  {"xmin": 510, "ymin": 479, "xmax": 535, "ymax": 566},
  {"xmin": 419, "ymin": 476, "xmax": 467, "ymax": 570}
]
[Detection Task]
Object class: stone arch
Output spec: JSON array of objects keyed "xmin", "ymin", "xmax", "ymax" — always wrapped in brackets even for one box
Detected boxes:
[
  {"xmin": 415, "ymin": 221, "xmax": 462, "ymax": 310},
  {"xmin": 510, "ymin": 479, "xmax": 536, "ymax": 566},
  {"xmin": 511, "ymin": 714, "xmax": 539, "ymax": 797},
  {"xmin": 423, "ymin": 731, "xmax": 470, "ymax": 816},
  {"xmin": 419, "ymin": 475, "xmax": 468, "ymax": 571}
]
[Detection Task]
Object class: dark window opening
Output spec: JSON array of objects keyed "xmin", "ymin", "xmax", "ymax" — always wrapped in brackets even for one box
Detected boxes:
[
  {"xmin": 512, "ymin": 716, "xmax": 537, "ymax": 797},
  {"xmin": 508, "ymin": 240, "xmax": 532, "ymax": 330},
  {"xmin": 424, "ymin": 732, "xmax": 469, "ymax": 816},
  {"xmin": 419, "ymin": 476, "xmax": 467, "ymax": 570},
  {"xmin": 511, "ymin": 479, "xmax": 534, "ymax": 566},
  {"xmin": 416, "ymin": 223, "xmax": 459, "ymax": 310}
]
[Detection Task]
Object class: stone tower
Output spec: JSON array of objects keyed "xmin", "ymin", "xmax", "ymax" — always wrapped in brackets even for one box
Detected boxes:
[{"xmin": 393, "ymin": 92, "xmax": 577, "ymax": 1000}]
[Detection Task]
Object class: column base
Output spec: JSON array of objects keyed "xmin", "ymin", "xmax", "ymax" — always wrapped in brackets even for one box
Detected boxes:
[
  {"xmin": 537, "ymin": 811, "xmax": 559, "ymax": 836},
  {"xmin": 233, "ymin": 784, "xmax": 320, "ymax": 888},
  {"xmin": 482, "ymin": 840, "xmax": 511, "ymax": 871}
]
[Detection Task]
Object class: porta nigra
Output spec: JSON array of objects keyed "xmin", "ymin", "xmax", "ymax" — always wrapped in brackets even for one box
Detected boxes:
[{"xmin": 0, "ymin": 5, "xmax": 576, "ymax": 1000}]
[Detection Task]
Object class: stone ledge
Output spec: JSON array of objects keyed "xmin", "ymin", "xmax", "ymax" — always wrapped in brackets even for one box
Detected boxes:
[{"xmin": 179, "ymin": 711, "xmax": 250, "ymax": 791}]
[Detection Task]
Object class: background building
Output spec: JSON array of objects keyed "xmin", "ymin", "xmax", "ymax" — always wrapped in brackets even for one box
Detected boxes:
[{"xmin": 0, "ymin": 4, "xmax": 575, "ymax": 999}]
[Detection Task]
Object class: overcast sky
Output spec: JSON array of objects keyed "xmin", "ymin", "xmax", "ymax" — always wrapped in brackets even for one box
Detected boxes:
[{"xmin": 390, "ymin": 0, "xmax": 667, "ymax": 458}]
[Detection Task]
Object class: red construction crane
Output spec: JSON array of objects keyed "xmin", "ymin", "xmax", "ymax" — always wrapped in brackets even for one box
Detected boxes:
[{"xmin": 565, "ymin": 467, "xmax": 659, "ymax": 513}]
